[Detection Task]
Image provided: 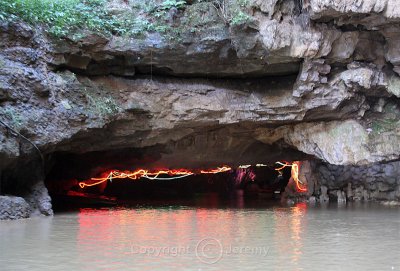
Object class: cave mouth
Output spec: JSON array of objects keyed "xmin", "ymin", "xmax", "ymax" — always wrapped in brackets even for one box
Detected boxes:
[
  {"xmin": 46, "ymin": 164, "xmax": 293, "ymax": 211},
  {"xmin": 44, "ymin": 149, "xmax": 306, "ymax": 211}
]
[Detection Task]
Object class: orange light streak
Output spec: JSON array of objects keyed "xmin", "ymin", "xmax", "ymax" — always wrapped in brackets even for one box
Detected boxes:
[
  {"xmin": 275, "ymin": 161, "xmax": 307, "ymax": 192},
  {"xmin": 200, "ymin": 166, "xmax": 232, "ymax": 174},
  {"xmin": 79, "ymin": 166, "xmax": 231, "ymax": 189}
]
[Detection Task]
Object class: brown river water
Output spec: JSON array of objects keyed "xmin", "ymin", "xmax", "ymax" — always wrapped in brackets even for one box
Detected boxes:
[{"xmin": 1, "ymin": 196, "xmax": 400, "ymax": 270}]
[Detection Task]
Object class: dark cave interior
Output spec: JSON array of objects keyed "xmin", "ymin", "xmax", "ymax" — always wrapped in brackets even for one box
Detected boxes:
[{"xmin": 44, "ymin": 149, "xmax": 294, "ymax": 210}]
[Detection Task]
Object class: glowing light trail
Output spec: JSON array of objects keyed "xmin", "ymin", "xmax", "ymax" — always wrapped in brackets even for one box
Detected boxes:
[
  {"xmin": 200, "ymin": 166, "xmax": 232, "ymax": 174},
  {"xmin": 275, "ymin": 161, "xmax": 307, "ymax": 192},
  {"xmin": 78, "ymin": 162, "xmax": 308, "ymax": 193},
  {"xmin": 78, "ymin": 167, "xmax": 231, "ymax": 189}
]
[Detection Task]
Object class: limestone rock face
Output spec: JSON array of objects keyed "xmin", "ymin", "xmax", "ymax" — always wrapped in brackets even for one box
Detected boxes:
[
  {"xmin": 24, "ymin": 181, "xmax": 53, "ymax": 217},
  {"xmin": 0, "ymin": 180, "xmax": 53, "ymax": 220},
  {"xmin": 313, "ymin": 160, "xmax": 400, "ymax": 202},
  {"xmin": 0, "ymin": 196, "xmax": 30, "ymax": 220},
  {"xmin": 0, "ymin": 0, "xmax": 400, "ymax": 207},
  {"xmin": 256, "ymin": 118, "xmax": 400, "ymax": 165},
  {"xmin": 308, "ymin": 0, "xmax": 400, "ymax": 23}
]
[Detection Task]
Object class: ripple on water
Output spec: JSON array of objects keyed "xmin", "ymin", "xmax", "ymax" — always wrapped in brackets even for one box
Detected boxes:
[{"xmin": 0, "ymin": 201, "xmax": 399, "ymax": 270}]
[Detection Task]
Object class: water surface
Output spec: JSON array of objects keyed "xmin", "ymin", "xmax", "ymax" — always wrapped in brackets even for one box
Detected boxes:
[{"xmin": 1, "ymin": 197, "xmax": 399, "ymax": 270}]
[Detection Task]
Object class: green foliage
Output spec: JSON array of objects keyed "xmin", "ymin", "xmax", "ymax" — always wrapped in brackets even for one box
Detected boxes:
[
  {"xmin": 0, "ymin": 0, "xmax": 250, "ymax": 40},
  {"xmin": 129, "ymin": 0, "xmax": 189, "ymax": 40},
  {"xmin": 128, "ymin": 18, "xmax": 156, "ymax": 36},
  {"xmin": 237, "ymin": 0, "xmax": 249, "ymax": 7},
  {"xmin": 94, "ymin": 96, "xmax": 120, "ymax": 115},
  {"xmin": 159, "ymin": 0, "xmax": 187, "ymax": 10},
  {"xmin": 211, "ymin": 0, "xmax": 253, "ymax": 26},
  {"xmin": 230, "ymin": 9, "xmax": 251, "ymax": 25},
  {"xmin": 0, "ymin": 0, "xmax": 191, "ymax": 38},
  {"xmin": 84, "ymin": 90, "xmax": 120, "ymax": 116},
  {"xmin": 368, "ymin": 102, "xmax": 400, "ymax": 136},
  {"xmin": 111, "ymin": 19, "xmax": 146, "ymax": 37},
  {"xmin": 370, "ymin": 119, "xmax": 399, "ymax": 135},
  {"xmin": 0, "ymin": 107, "xmax": 24, "ymax": 130},
  {"xmin": 0, "ymin": 0, "xmax": 124, "ymax": 37}
]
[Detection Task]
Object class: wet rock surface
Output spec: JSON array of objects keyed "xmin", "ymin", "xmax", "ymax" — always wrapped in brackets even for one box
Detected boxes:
[
  {"xmin": 0, "ymin": 196, "xmax": 30, "ymax": 220},
  {"xmin": 24, "ymin": 181, "xmax": 53, "ymax": 217},
  {"xmin": 312, "ymin": 161, "xmax": 400, "ymax": 202},
  {"xmin": 0, "ymin": 180, "xmax": 53, "ymax": 220}
]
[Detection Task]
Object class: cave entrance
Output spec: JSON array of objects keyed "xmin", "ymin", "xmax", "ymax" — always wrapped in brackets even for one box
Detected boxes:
[{"xmin": 45, "ymin": 147, "xmax": 310, "ymax": 210}]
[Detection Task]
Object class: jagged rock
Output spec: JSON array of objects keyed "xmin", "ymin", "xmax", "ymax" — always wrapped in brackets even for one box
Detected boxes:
[
  {"xmin": 313, "ymin": 160, "xmax": 400, "ymax": 202},
  {"xmin": 347, "ymin": 183, "xmax": 353, "ymax": 200},
  {"xmin": 363, "ymin": 189, "xmax": 370, "ymax": 201},
  {"xmin": 353, "ymin": 186, "xmax": 364, "ymax": 201},
  {"xmin": 24, "ymin": 181, "xmax": 53, "ymax": 216},
  {"xmin": 387, "ymin": 74, "xmax": 400, "ymax": 96},
  {"xmin": 381, "ymin": 200, "xmax": 400, "ymax": 206},
  {"xmin": 298, "ymin": 160, "xmax": 316, "ymax": 195},
  {"xmin": 395, "ymin": 186, "xmax": 400, "ymax": 199},
  {"xmin": 256, "ymin": 118, "xmax": 400, "ymax": 165},
  {"xmin": 337, "ymin": 190, "xmax": 347, "ymax": 203},
  {"xmin": 308, "ymin": 0, "xmax": 400, "ymax": 27},
  {"xmin": 0, "ymin": 196, "xmax": 30, "ymax": 220},
  {"xmin": 328, "ymin": 31, "xmax": 359, "ymax": 61},
  {"xmin": 377, "ymin": 182, "xmax": 391, "ymax": 192},
  {"xmin": 320, "ymin": 185, "xmax": 329, "ymax": 202}
]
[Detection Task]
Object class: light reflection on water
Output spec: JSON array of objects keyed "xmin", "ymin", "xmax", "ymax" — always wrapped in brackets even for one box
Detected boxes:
[{"xmin": 1, "ymin": 197, "xmax": 400, "ymax": 270}]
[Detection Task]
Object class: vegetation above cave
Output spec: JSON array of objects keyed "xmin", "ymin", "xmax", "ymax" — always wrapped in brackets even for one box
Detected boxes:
[{"xmin": 0, "ymin": 0, "xmax": 254, "ymax": 39}]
